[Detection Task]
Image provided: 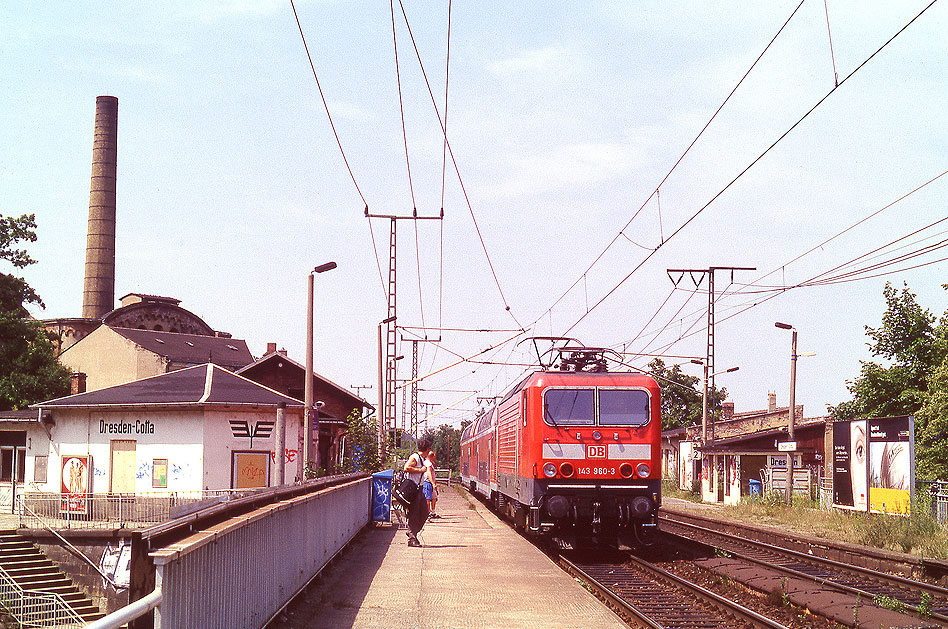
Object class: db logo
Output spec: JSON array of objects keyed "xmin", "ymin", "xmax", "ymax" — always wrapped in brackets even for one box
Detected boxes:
[{"xmin": 586, "ymin": 445, "xmax": 606, "ymax": 458}]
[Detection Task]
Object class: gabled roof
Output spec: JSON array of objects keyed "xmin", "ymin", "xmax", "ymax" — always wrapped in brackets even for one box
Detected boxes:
[
  {"xmin": 35, "ymin": 364, "xmax": 302, "ymax": 409},
  {"xmin": 109, "ymin": 327, "xmax": 252, "ymax": 369},
  {"xmin": 237, "ymin": 352, "xmax": 373, "ymax": 411}
]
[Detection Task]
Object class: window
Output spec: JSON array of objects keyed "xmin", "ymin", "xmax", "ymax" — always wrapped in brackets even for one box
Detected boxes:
[
  {"xmin": 598, "ymin": 389, "xmax": 650, "ymax": 426},
  {"xmin": 34, "ymin": 456, "xmax": 47, "ymax": 484},
  {"xmin": 543, "ymin": 389, "xmax": 595, "ymax": 426},
  {"xmin": 0, "ymin": 447, "xmax": 26, "ymax": 483},
  {"xmin": 542, "ymin": 387, "xmax": 651, "ymax": 427}
]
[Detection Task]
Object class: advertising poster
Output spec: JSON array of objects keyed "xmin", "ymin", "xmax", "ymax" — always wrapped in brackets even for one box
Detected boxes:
[
  {"xmin": 868, "ymin": 416, "xmax": 913, "ymax": 514},
  {"xmin": 833, "ymin": 416, "xmax": 913, "ymax": 514},
  {"xmin": 61, "ymin": 455, "xmax": 91, "ymax": 514},
  {"xmin": 678, "ymin": 441, "xmax": 695, "ymax": 491}
]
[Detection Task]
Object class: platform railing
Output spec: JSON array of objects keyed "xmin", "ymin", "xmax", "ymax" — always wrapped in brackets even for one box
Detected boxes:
[
  {"xmin": 0, "ymin": 564, "xmax": 85, "ymax": 628},
  {"xmin": 16, "ymin": 490, "xmax": 254, "ymax": 529},
  {"xmin": 149, "ymin": 476, "xmax": 369, "ymax": 628}
]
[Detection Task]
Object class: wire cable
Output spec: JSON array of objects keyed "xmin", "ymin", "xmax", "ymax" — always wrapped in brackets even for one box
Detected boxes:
[
  {"xmin": 557, "ymin": 0, "xmax": 939, "ymax": 338},
  {"xmin": 290, "ymin": 0, "xmax": 368, "ymax": 206}
]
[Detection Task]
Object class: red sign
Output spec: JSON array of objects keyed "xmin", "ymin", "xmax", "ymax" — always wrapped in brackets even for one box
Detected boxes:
[
  {"xmin": 587, "ymin": 445, "xmax": 606, "ymax": 459},
  {"xmin": 61, "ymin": 455, "xmax": 91, "ymax": 514}
]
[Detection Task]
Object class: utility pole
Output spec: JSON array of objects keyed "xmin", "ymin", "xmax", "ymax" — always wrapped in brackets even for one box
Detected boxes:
[
  {"xmin": 667, "ymin": 266, "xmax": 755, "ymax": 442},
  {"xmin": 350, "ymin": 384, "xmax": 373, "ymax": 398},
  {"xmin": 365, "ymin": 208, "xmax": 442, "ymax": 459},
  {"xmin": 418, "ymin": 402, "xmax": 440, "ymax": 439}
]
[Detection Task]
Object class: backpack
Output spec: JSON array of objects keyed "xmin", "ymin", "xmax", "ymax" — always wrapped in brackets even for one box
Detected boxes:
[{"xmin": 393, "ymin": 454, "xmax": 422, "ymax": 507}]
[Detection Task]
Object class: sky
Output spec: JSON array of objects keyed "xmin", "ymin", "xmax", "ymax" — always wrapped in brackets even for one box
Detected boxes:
[{"xmin": 2, "ymin": 1, "xmax": 946, "ymax": 430}]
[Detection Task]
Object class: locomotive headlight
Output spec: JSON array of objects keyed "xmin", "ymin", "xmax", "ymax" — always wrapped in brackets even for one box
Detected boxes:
[
  {"xmin": 636, "ymin": 463, "xmax": 650, "ymax": 478},
  {"xmin": 543, "ymin": 463, "xmax": 557, "ymax": 478},
  {"xmin": 592, "ymin": 431, "xmax": 602, "ymax": 441}
]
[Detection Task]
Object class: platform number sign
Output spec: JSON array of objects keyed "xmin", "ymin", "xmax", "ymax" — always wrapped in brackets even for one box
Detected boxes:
[{"xmin": 587, "ymin": 445, "xmax": 606, "ymax": 459}]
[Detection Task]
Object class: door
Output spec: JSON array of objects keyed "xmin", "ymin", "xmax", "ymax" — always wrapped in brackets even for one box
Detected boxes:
[{"xmin": 110, "ymin": 440, "xmax": 137, "ymax": 493}]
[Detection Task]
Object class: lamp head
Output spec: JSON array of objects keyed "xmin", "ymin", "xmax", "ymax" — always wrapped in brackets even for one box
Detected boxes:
[
  {"xmin": 314, "ymin": 261, "xmax": 337, "ymax": 274},
  {"xmin": 774, "ymin": 322, "xmax": 793, "ymax": 330}
]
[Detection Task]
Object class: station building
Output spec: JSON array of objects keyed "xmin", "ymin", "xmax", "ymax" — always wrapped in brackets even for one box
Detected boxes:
[
  {"xmin": 663, "ymin": 393, "xmax": 829, "ymax": 504},
  {"xmin": 23, "ymin": 364, "xmax": 304, "ymax": 498}
]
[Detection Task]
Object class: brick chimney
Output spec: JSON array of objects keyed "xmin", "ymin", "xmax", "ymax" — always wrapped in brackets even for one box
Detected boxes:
[
  {"xmin": 71, "ymin": 372, "xmax": 87, "ymax": 395},
  {"xmin": 768, "ymin": 392, "xmax": 777, "ymax": 413},
  {"xmin": 266, "ymin": 342, "xmax": 277, "ymax": 355},
  {"xmin": 722, "ymin": 402, "xmax": 734, "ymax": 420},
  {"xmin": 82, "ymin": 96, "xmax": 118, "ymax": 319}
]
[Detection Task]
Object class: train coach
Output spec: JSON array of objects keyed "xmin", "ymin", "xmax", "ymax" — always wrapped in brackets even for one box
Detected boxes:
[{"xmin": 461, "ymin": 354, "xmax": 661, "ymax": 548}]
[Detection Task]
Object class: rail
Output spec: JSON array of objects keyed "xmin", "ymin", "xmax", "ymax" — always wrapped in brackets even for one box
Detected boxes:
[{"xmin": 0, "ymin": 564, "xmax": 85, "ymax": 628}]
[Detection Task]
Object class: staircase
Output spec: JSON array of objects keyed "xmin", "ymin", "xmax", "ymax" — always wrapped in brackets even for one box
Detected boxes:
[{"xmin": 0, "ymin": 530, "xmax": 104, "ymax": 624}]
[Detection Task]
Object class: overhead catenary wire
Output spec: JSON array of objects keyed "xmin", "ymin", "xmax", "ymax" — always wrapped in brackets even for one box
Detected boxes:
[
  {"xmin": 394, "ymin": 0, "xmax": 524, "ymax": 330},
  {"xmin": 529, "ymin": 0, "xmax": 808, "ymax": 330},
  {"xmin": 289, "ymin": 0, "xmax": 367, "ymax": 207},
  {"xmin": 556, "ymin": 0, "xmax": 939, "ymax": 339}
]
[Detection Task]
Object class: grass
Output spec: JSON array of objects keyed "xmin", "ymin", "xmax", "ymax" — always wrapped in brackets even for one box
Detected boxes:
[{"xmin": 663, "ymin": 483, "xmax": 948, "ymax": 558}]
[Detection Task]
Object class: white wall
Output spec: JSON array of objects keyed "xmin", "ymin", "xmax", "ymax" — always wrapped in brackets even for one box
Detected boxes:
[{"xmin": 37, "ymin": 405, "xmax": 304, "ymax": 494}]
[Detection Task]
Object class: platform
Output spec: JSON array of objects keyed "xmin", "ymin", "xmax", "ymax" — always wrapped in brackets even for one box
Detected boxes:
[{"xmin": 276, "ymin": 484, "xmax": 626, "ymax": 628}]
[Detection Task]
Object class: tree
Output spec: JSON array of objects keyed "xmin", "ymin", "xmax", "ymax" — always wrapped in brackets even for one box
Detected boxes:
[
  {"xmin": 420, "ymin": 423, "xmax": 462, "ymax": 475},
  {"xmin": 646, "ymin": 358, "xmax": 728, "ymax": 431},
  {"xmin": 830, "ymin": 282, "xmax": 948, "ymax": 479},
  {"xmin": 829, "ymin": 282, "xmax": 947, "ymax": 422},
  {"xmin": 0, "ymin": 213, "xmax": 70, "ymax": 410},
  {"xmin": 915, "ymin": 356, "xmax": 948, "ymax": 478},
  {"xmin": 339, "ymin": 409, "xmax": 381, "ymax": 473}
]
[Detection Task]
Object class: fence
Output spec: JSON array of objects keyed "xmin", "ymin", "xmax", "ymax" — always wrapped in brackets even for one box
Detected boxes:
[
  {"xmin": 150, "ymin": 476, "xmax": 369, "ymax": 627},
  {"xmin": 17, "ymin": 490, "xmax": 255, "ymax": 529},
  {"xmin": 0, "ymin": 564, "xmax": 84, "ymax": 628},
  {"xmin": 920, "ymin": 480, "xmax": 948, "ymax": 524}
]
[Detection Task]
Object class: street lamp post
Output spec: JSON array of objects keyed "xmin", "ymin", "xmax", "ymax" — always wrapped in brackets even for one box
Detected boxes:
[
  {"xmin": 775, "ymin": 322, "xmax": 797, "ymax": 505},
  {"xmin": 304, "ymin": 262, "xmax": 337, "ymax": 477}
]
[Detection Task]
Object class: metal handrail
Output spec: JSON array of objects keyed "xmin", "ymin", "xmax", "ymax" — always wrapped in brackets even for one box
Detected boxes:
[
  {"xmin": 0, "ymin": 564, "xmax": 85, "ymax": 628},
  {"xmin": 84, "ymin": 587, "xmax": 162, "ymax": 629},
  {"xmin": 17, "ymin": 498, "xmax": 122, "ymax": 590}
]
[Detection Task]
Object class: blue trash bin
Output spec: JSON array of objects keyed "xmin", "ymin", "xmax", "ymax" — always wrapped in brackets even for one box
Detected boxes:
[
  {"xmin": 748, "ymin": 478, "xmax": 762, "ymax": 497},
  {"xmin": 371, "ymin": 469, "xmax": 394, "ymax": 522}
]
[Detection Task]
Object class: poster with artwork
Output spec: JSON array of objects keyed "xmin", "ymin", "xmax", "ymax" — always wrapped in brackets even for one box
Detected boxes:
[
  {"xmin": 678, "ymin": 441, "xmax": 696, "ymax": 491},
  {"xmin": 868, "ymin": 416, "xmax": 914, "ymax": 514},
  {"xmin": 61, "ymin": 455, "xmax": 91, "ymax": 514},
  {"xmin": 833, "ymin": 416, "xmax": 913, "ymax": 514}
]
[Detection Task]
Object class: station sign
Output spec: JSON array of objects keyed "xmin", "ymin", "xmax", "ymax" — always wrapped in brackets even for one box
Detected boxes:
[{"xmin": 777, "ymin": 441, "xmax": 796, "ymax": 452}]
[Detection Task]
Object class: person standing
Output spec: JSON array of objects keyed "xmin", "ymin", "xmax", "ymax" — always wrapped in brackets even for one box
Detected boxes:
[
  {"xmin": 403, "ymin": 439, "xmax": 431, "ymax": 547},
  {"xmin": 424, "ymin": 450, "xmax": 439, "ymax": 519}
]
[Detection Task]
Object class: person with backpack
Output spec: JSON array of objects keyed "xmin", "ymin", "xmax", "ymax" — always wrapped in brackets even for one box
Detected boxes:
[{"xmin": 403, "ymin": 439, "xmax": 431, "ymax": 547}]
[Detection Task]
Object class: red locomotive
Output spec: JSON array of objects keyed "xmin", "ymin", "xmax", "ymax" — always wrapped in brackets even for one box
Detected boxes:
[{"xmin": 460, "ymin": 345, "xmax": 661, "ymax": 548}]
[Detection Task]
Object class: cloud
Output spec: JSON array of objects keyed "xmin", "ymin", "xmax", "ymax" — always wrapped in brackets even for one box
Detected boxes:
[
  {"xmin": 495, "ymin": 141, "xmax": 643, "ymax": 196},
  {"xmin": 488, "ymin": 46, "xmax": 579, "ymax": 84}
]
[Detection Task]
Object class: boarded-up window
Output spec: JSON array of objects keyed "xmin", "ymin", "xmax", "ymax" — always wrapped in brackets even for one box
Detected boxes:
[
  {"xmin": 34, "ymin": 456, "xmax": 47, "ymax": 484},
  {"xmin": 233, "ymin": 452, "xmax": 270, "ymax": 489}
]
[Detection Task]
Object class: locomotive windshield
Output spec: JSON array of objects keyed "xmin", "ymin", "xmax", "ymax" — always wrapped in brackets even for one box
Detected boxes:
[
  {"xmin": 543, "ymin": 389, "xmax": 595, "ymax": 425},
  {"xmin": 599, "ymin": 389, "xmax": 650, "ymax": 426},
  {"xmin": 542, "ymin": 387, "xmax": 650, "ymax": 427}
]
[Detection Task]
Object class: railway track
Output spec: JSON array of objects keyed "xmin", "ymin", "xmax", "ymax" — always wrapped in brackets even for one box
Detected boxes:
[
  {"xmin": 661, "ymin": 515, "xmax": 948, "ymax": 626},
  {"xmin": 559, "ymin": 550, "xmax": 788, "ymax": 629}
]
